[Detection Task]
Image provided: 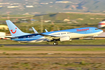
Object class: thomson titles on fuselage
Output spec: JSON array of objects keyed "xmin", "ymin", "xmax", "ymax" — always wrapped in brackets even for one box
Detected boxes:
[{"xmin": 77, "ymin": 28, "xmax": 89, "ymax": 31}]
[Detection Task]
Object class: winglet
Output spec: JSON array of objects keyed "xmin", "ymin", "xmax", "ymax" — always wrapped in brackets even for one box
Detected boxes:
[
  {"xmin": 45, "ymin": 29, "xmax": 48, "ymax": 32},
  {"xmin": 32, "ymin": 27, "xmax": 38, "ymax": 33}
]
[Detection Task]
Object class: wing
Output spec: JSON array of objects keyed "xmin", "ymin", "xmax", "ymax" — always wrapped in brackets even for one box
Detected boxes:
[
  {"xmin": 39, "ymin": 34, "xmax": 60, "ymax": 40},
  {"xmin": 11, "ymin": 34, "xmax": 39, "ymax": 39},
  {"xmin": 11, "ymin": 33, "xmax": 60, "ymax": 41}
]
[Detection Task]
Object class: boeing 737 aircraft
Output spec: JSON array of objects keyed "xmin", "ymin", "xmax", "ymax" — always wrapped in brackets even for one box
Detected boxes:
[{"xmin": 6, "ymin": 20, "xmax": 103, "ymax": 45}]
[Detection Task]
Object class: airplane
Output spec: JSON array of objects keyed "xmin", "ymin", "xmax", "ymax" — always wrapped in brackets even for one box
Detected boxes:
[{"xmin": 6, "ymin": 20, "xmax": 103, "ymax": 45}]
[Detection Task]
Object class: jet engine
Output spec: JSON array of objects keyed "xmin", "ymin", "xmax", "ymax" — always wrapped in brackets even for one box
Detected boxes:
[{"xmin": 60, "ymin": 36, "xmax": 70, "ymax": 41}]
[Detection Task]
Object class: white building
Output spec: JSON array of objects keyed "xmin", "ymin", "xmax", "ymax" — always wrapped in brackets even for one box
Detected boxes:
[
  {"xmin": 0, "ymin": 32, "xmax": 6, "ymax": 39},
  {"xmin": 26, "ymin": 5, "xmax": 34, "ymax": 8},
  {"xmin": 7, "ymin": 6, "xmax": 19, "ymax": 8},
  {"xmin": 56, "ymin": 1, "xmax": 71, "ymax": 3}
]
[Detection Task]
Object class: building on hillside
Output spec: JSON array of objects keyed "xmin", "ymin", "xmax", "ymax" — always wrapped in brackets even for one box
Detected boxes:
[
  {"xmin": 77, "ymin": 18, "xmax": 83, "ymax": 20},
  {"xmin": 7, "ymin": 6, "xmax": 19, "ymax": 8},
  {"xmin": 56, "ymin": 1, "xmax": 72, "ymax": 3},
  {"xmin": 0, "ymin": 32, "xmax": 6, "ymax": 39},
  {"xmin": 63, "ymin": 19, "xmax": 70, "ymax": 22},
  {"xmin": 0, "ymin": 25, "xmax": 8, "ymax": 30},
  {"xmin": 44, "ymin": 20, "xmax": 51, "ymax": 23},
  {"xmin": 26, "ymin": 5, "xmax": 34, "ymax": 8}
]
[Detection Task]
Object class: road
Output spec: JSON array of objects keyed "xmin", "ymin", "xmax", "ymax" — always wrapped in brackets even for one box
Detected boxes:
[
  {"xmin": 0, "ymin": 44, "xmax": 105, "ymax": 47},
  {"xmin": 0, "ymin": 56, "xmax": 104, "ymax": 58}
]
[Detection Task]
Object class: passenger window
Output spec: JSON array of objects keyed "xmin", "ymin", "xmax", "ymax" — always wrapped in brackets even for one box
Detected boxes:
[
  {"xmin": 61, "ymin": 33, "xmax": 66, "ymax": 35},
  {"xmin": 95, "ymin": 29, "xmax": 98, "ymax": 30},
  {"xmin": 53, "ymin": 33, "xmax": 60, "ymax": 35}
]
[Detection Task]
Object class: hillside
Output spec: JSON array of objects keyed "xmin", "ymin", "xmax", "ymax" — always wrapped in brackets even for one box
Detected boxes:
[
  {"xmin": 78, "ymin": 0, "xmax": 105, "ymax": 12},
  {"xmin": 0, "ymin": 0, "xmax": 105, "ymax": 14}
]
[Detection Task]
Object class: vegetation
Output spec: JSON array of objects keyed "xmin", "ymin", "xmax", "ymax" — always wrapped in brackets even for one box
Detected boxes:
[
  {"xmin": 0, "ymin": 46, "xmax": 104, "ymax": 51},
  {"xmin": 1, "ymin": 39, "xmax": 105, "ymax": 45},
  {"xmin": 0, "ymin": 13, "xmax": 105, "ymax": 34},
  {"xmin": 0, "ymin": 13, "xmax": 105, "ymax": 70},
  {"xmin": 0, "ymin": 55, "xmax": 104, "ymax": 70}
]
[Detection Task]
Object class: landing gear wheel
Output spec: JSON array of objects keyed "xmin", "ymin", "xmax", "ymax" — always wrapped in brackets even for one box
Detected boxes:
[{"xmin": 53, "ymin": 42, "xmax": 58, "ymax": 45}]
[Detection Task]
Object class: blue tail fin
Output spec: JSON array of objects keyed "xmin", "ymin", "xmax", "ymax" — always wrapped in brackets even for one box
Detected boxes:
[{"xmin": 6, "ymin": 20, "xmax": 29, "ymax": 37}]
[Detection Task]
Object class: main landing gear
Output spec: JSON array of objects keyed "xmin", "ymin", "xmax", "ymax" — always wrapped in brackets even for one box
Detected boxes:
[{"xmin": 53, "ymin": 41, "xmax": 58, "ymax": 45}]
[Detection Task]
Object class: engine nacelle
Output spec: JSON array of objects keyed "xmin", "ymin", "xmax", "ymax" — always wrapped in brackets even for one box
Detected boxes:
[{"xmin": 60, "ymin": 36, "xmax": 70, "ymax": 41}]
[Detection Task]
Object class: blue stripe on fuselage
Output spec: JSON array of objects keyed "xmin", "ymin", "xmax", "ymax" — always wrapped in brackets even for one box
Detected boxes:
[
  {"xmin": 11, "ymin": 34, "xmax": 43, "ymax": 41},
  {"xmin": 42, "ymin": 27, "xmax": 102, "ymax": 35}
]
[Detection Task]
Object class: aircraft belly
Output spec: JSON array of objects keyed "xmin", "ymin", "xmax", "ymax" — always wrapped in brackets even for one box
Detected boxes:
[
  {"xmin": 70, "ymin": 31, "xmax": 102, "ymax": 38},
  {"xmin": 84, "ymin": 31, "xmax": 103, "ymax": 37},
  {"xmin": 70, "ymin": 33, "xmax": 84, "ymax": 38},
  {"xmin": 29, "ymin": 37, "xmax": 48, "ymax": 43}
]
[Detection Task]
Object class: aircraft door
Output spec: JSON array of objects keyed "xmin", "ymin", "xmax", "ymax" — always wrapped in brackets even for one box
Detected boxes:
[{"xmin": 90, "ymin": 28, "xmax": 92, "ymax": 33}]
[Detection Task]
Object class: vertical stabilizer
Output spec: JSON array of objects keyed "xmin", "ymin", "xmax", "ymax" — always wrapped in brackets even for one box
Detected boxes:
[{"xmin": 6, "ymin": 20, "xmax": 29, "ymax": 37}]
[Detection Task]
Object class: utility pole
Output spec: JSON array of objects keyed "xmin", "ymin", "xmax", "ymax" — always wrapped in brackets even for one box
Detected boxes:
[
  {"xmin": 41, "ymin": 16, "xmax": 43, "ymax": 33},
  {"xmin": 7, "ymin": 12, "xmax": 10, "ymax": 20},
  {"xmin": 31, "ymin": 16, "xmax": 33, "ymax": 24}
]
